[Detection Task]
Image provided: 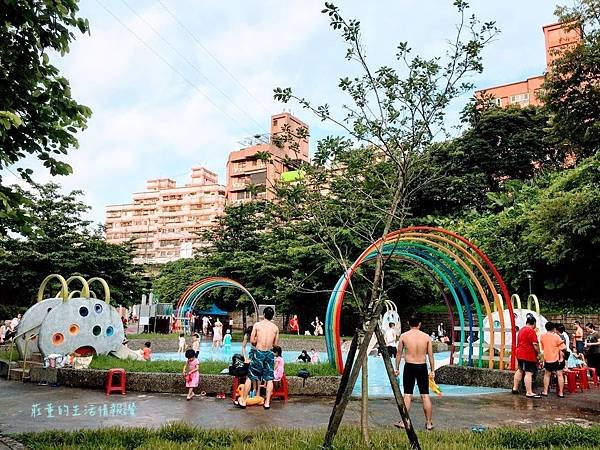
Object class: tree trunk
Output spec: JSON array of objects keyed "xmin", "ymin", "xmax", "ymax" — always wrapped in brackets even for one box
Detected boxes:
[
  {"xmin": 361, "ymin": 357, "xmax": 369, "ymax": 445},
  {"xmin": 323, "ymin": 303, "xmax": 420, "ymax": 449}
]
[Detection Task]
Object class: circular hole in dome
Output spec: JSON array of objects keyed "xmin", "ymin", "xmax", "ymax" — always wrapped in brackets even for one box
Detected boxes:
[
  {"xmin": 51, "ymin": 333, "xmax": 64, "ymax": 346},
  {"xmin": 106, "ymin": 326, "xmax": 114, "ymax": 337},
  {"xmin": 94, "ymin": 304, "xmax": 103, "ymax": 314},
  {"xmin": 92, "ymin": 325, "xmax": 102, "ymax": 336},
  {"xmin": 68, "ymin": 324, "xmax": 80, "ymax": 336},
  {"xmin": 47, "ymin": 307, "xmax": 53, "ymax": 313},
  {"xmin": 79, "ymin": 306, "xmax": 89, "ymax": 317}
]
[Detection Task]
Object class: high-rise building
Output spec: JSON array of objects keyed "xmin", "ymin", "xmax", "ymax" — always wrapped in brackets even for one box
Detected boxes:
[
  {"xmin": 476, "ymin": 22, "xmax": 581, "ymax": 107},
  {"xmin": 105, "ymin": 167, "xmax": 225, "ymax": 264},
  {"xmin": 226, "ymin": 112, "xmax": 309, "ymax": 204}
]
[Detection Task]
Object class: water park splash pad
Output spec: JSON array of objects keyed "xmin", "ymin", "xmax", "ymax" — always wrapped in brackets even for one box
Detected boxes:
[
  {"xmin": 325, "ymin": 226, "xmax": 522, "ymax": 373},
  {"xmin": 16, "ymin": 274, "xmax": 125, "ymax": 359},
  {"xmin": 175, "ymin": 277, "xmax": 259, "ymax": 323}
]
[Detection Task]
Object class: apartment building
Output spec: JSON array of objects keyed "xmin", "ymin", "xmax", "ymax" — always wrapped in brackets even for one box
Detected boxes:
[
  {"xmin": 226, "ymin": 112, "xmax": 309, "ymax": 203},
  {"xmin": 105, "ymin": 167, "xmax": 225, "ymax": 264},
  {"xmin": 476, "ymin": 22, "xmax": 581, "ymax": 107}
]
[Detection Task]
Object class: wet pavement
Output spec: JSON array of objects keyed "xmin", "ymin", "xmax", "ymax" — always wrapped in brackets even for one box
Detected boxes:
[{"xmin": 1, "ymin": 378, "xmax": 599, "ymax": 435}]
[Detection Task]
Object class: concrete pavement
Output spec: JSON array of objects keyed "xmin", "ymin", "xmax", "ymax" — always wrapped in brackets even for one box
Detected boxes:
[{"xmin": 1, "ymin": 378, "xmax": 599, "ymax": 436}]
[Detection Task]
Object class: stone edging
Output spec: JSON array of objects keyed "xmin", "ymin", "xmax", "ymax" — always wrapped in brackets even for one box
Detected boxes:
[
  {"xmin": 24, "ymin": 366, "xmax": 340, "ymax": 397},
  {"xmin": 436, "ymin": 364, "xmax": 543, "ymax": 390},
  {"xmin": 0, "ymin": 434, "xmax": 29, "ymax": 450}
]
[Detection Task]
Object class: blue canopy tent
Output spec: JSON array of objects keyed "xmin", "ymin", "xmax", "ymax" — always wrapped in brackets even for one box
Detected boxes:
[{"xmin": 196, "ymin": 303, "xmax": 228, "ymax": 316}]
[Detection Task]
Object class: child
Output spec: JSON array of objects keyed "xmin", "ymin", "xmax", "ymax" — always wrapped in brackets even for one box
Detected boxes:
[
  {"xmin": 223, "ymin": 330, "xmax": 232, "ymax": 352},
  {"xmin": 183, "ymin": 349, "xmax": 200, "ymax": 400},
  {"xmin": 310, "ymin": 348, "xmax": 320, "ymax": 364},
  {"xmin": 192, "ymin": 333, "xmax": 200, "ymax": 358},
  {"xmin": 141, "ymin": 341, "xmax": 152, "ymax": 361},
  {"xmin": 178, "ymin": 333, "xmax": 186, "ymax": 354},
  {"xmin": 273, "ymin": 346, "xmax": 284, "ymax": 382}
]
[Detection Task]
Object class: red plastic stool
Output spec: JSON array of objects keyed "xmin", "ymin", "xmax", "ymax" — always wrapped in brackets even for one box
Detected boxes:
[
  {"xmin": 271, "ymin": 374, "xmax": 289, "ymax": 401},
  {"xmin": 587, "ymin": 367, "xmax": 599, "ymax": 387},
  {"xmin": 106, "ymin": 368, "xmax": 126, "ymax": 395},
  {"xmin": 573, "ymin": 368, "xmax": 589, "ymax": 389},
  {"xmin": 231, "ymin": 376, "xmax": 241, "ymax": 401},
  {"xmin": 564, "ymin": 370, "xmax": 581, "ymax": 393}
]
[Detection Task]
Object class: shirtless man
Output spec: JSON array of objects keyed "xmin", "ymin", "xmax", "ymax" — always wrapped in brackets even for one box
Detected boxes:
[
  {"xmin": 394, "ymin": 316, "xmax": 435, "ymax": 430},
  {"xmin": 237, "ymin": 307, "xmax": 279, "ymax": 409}
]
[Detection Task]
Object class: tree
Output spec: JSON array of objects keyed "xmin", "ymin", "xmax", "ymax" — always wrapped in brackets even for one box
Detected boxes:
[
  {"xmin": 542, "ymin": 0, "xmax": 600, "ymax": 158},
  {"xmin": 273, "ymin": 2, "xmax": 498, "ymax": 447},
  {"xmin": 457, "ymin": 152, "xmax": 600, "ymax": 306},
  {"xmin": 0, "ymin": 183, "xmax": 144, "ymax": 307},
  {"xmin": 0, "ymin": 0, "xmax": 92, "ymax": 235},
  {"xmin": 414, "ymin": 105, "xmax": 562, "ymax": 217}
]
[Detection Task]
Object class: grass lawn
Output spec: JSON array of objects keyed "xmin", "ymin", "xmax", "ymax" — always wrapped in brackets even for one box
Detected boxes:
[
  {"xmin": 89, "ymin": 355, "xmax": 339, "ymax": 376},
  {"xmin": 14, "ymin": 423, "xmax": 600, "ymax": 449}
]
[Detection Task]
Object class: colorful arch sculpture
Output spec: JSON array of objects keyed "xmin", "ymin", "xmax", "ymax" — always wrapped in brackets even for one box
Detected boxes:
[
  {"xmin": 175, "ymin": 277, "xmax": 259, "ymax": 322},
  {"xmin": 325, "ymin": 227, "xmax": 516, "ymax": 374}
]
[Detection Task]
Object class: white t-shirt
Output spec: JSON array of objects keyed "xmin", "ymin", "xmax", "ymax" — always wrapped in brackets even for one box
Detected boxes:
[
  {"xmin": 202, "ymin": 317, "xmax": 209, "ymax": 326},
  {"xmin": 385, "ymin": 328, "xmax": 396, "ymax": 346},
  {"xmin": 561, "ymin": 332, "xmax": 570, "ymax": 351},
  {"xmin": 10, "ymin": 318, "xmax": 19, "ymax": 329},
  {"xmin": 179, "ymin": 337, "xmax": 186, "ymax": 346}
]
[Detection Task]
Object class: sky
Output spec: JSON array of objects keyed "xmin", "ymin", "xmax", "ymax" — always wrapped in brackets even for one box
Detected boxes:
[{"xmin": 4, "ymin": 0, "xmax": 559, "ymax": 225}]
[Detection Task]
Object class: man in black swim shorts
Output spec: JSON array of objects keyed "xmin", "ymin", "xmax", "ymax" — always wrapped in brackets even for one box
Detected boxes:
[{"xmin": 394, "ymin": 316, "xmax": 435, "ymax": 430}]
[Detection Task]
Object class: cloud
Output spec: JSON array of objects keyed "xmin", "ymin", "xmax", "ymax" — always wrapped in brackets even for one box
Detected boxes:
[{"xmin": 2, "ymin": 0, "xmax": 559, "ymax": 228}]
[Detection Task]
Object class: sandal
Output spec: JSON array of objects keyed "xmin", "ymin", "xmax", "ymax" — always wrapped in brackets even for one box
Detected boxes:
[
  {"xmin": 394, "ymin": 421, "xmax": 405, "ymax": 429},
  {"xmin": 525, "ymin": 393, "xmax": 541, "ymax": 399},
  {"xmin": 511, "ymin": 389, "xmax": 519, "ymax": 395},
  {"xmin": 263, "ymin": 404, "xmax": 270, "ymax": 410},
  {"xmin": 540, "ymin": 392, "xmax": 548, "ymax": 397},
  {"xmin": 426, "ymin": 423, "xmax": 434, "ymax": 431},
  {"xmin": 557, "ymin": 394, "xmax": 565, "ymax": 398}
]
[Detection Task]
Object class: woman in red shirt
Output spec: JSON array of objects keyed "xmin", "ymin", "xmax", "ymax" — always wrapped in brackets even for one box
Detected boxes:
[{"xmin": 512, "ymin": 316, "xmax": 541, "ymax": 398}]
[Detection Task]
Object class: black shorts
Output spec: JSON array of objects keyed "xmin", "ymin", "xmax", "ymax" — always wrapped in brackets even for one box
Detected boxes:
[
  {"xmin": 403, "ymin": 363, "xmax": 429, "ymax": 395},
  {"xmin": 544, "ymin": 361, "xmax": 562, "ymax": 372},
  {"xmin": 517, "ymin": 359, "xmax": 538, "ymax": 374},
  {"xmin": 386, "ymin": 346, "xmax": 397, "ymax": 358},
  {"xmin": 576, "ymin": 341, "xmax": 585, "ymax": 354}
]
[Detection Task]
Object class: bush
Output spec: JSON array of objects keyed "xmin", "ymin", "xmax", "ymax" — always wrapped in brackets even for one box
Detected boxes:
[{"xmin": 0, "ymin": 304, "xmax": 27, "ymax": 321}]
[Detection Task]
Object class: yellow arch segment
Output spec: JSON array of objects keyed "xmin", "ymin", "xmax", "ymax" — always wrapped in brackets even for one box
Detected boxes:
[
  {"xmin": 87, "ymin": 278, "xmax": 111, "ymax": 304},
  {"xmin": 66, "ymin": 275, "xmax": 90, "ymax": 298},
  {"xmin": 89, "ymin": 290, "xmax": 97, "ymax": 299},
  {"xmin": 512, "ymin": 294, "xmax": 524, "ymax": 324},
  {"xmin": 395, "ymin": 235, "xmax": 496, "ymax": 368},
  {"xmin": 68, "ymin": 290, "xmax": 81, "ymax": 299},
  {"xmin": 399, "ymin": 232, "xmax": 507, "ymax": 368},
  {"xmin": 527, "ymin": 294, "xmax": 540, "ymax": 321},
  {"xmin": 38, "ymin": 274, "xmax": 68, "ymax": 302},
  {"xmin": 422, "ymin": 232, "xmax": 507, "ymax": 369}
]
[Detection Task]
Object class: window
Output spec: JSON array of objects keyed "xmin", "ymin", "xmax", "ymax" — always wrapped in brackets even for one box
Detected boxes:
[
  {"xmin": 509, "ymin": 93, "xmax": 529, "ymax": 106},
  {"xmin": 493, "ymin": 98, "xmax": 502, "ymax": 107}
]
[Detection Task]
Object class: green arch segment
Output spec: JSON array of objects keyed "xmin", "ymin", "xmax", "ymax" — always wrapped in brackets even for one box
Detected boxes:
[{"xmin": 365, "ymin": 245, "xmax": 468, "ymax": 366}]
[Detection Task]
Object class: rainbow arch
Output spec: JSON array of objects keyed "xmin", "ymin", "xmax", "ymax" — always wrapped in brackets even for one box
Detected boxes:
[
  {"xmin": 325, "ymin": 226, "xmax": 516, "ymax": 374},
  {"xmin": 175, "ymin": 277, "xmax": 259, "ymax": 321}
]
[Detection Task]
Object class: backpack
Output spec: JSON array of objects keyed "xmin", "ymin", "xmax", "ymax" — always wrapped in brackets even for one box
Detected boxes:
[{"xmin": 228, "ymin": 354, "xmax": 248, "ymax": 377}]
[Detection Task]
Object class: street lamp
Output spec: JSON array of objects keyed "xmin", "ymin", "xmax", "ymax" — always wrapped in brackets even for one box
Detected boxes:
[{"xmin": 524, "ymin": 269, "xmax": 535, "ymax": 296}]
